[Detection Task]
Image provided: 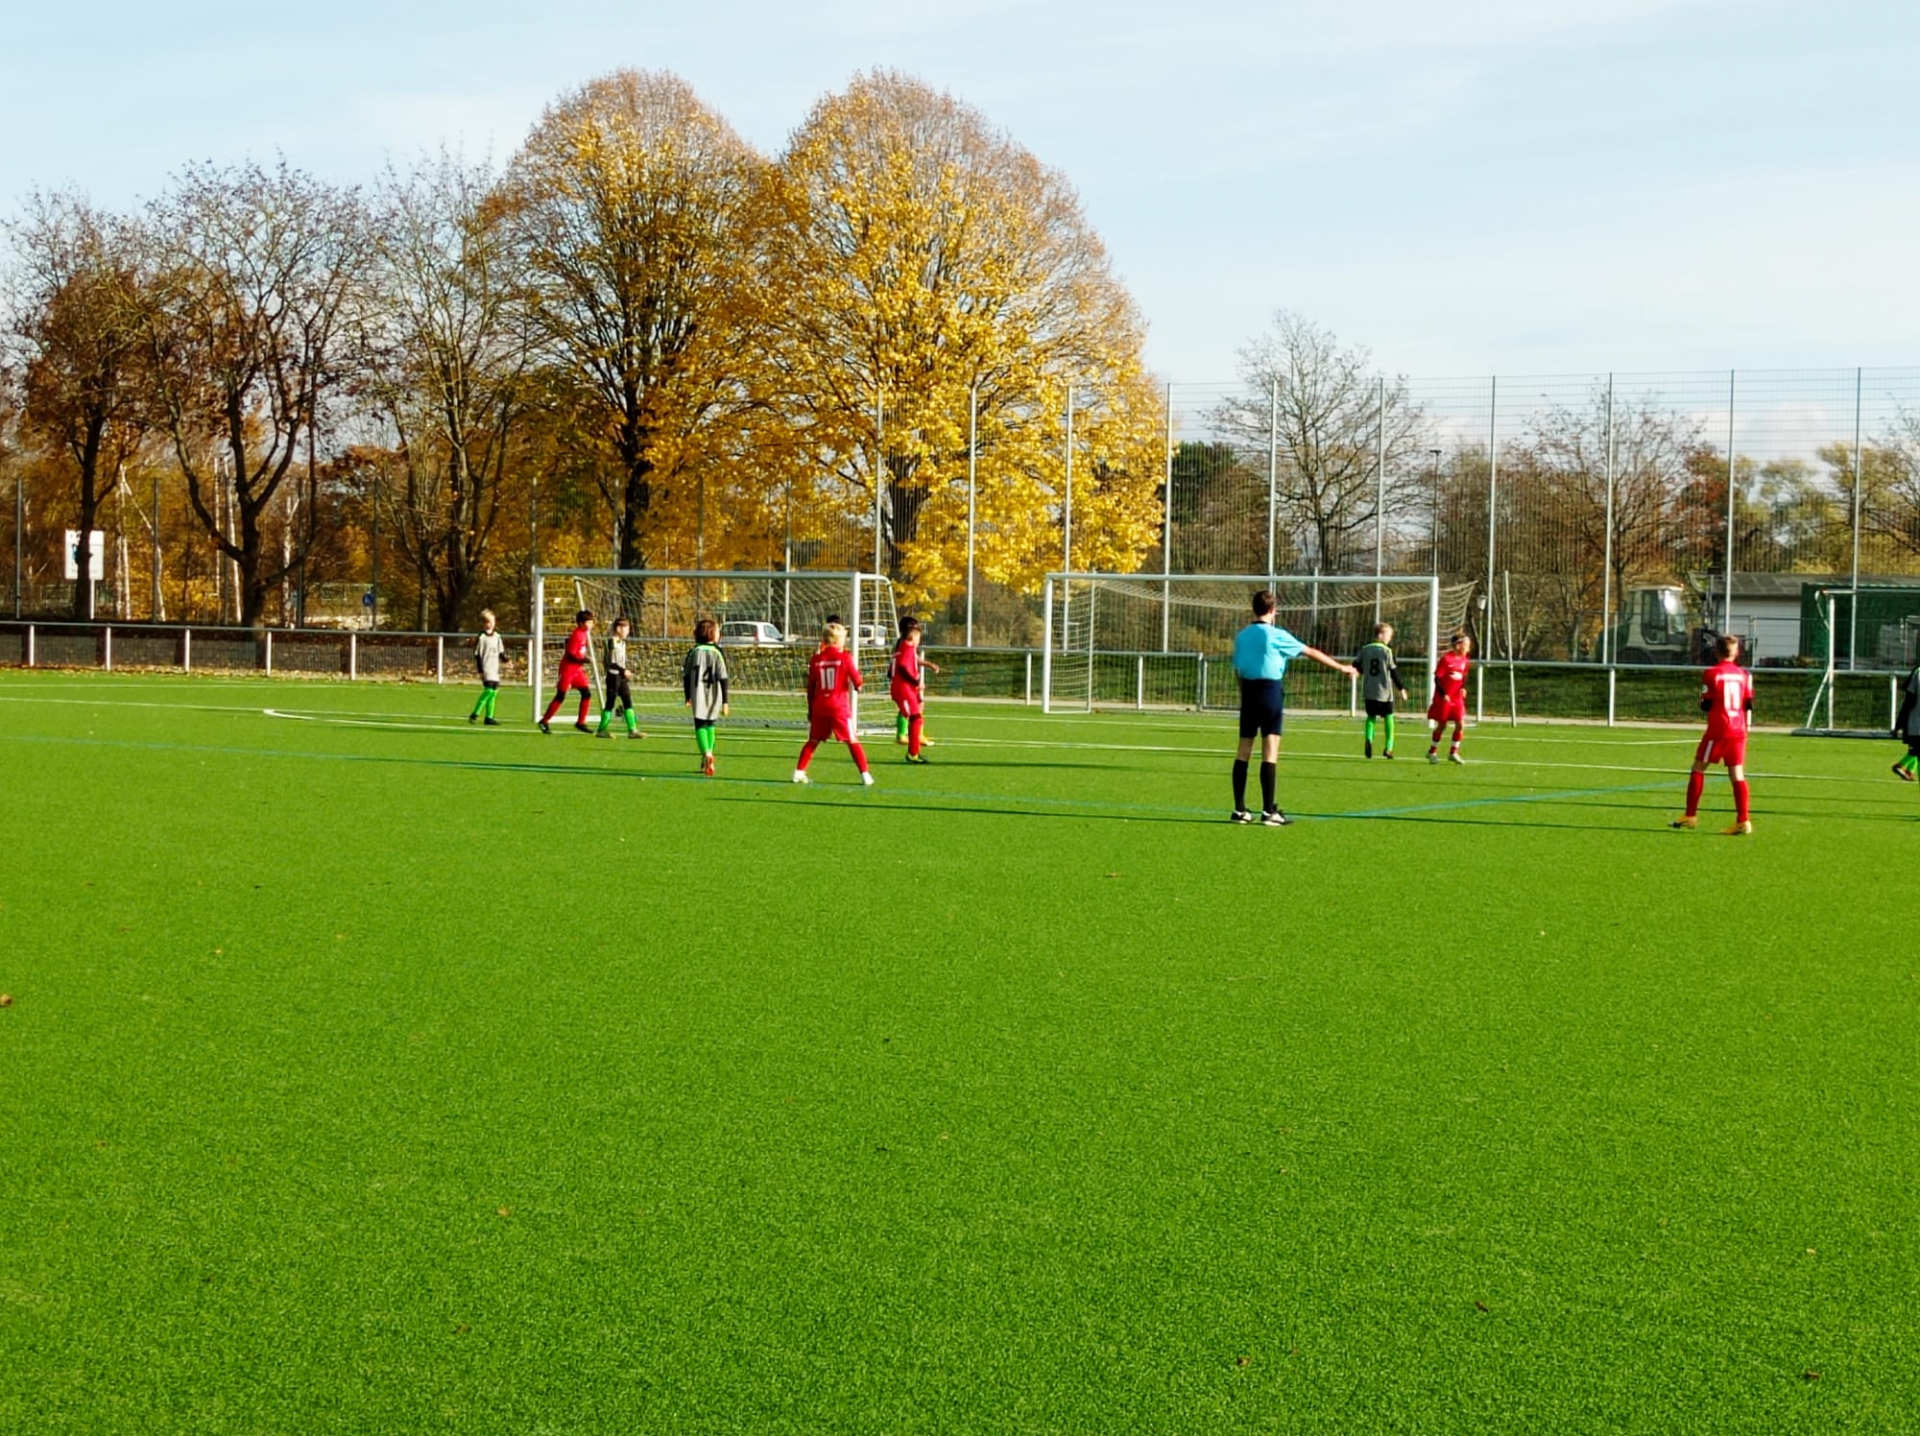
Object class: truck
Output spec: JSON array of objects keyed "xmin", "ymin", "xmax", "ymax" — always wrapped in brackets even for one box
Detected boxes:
[{"xmin": 1607, "ymin": 584, "xmax": 1725, "ymax": 665}]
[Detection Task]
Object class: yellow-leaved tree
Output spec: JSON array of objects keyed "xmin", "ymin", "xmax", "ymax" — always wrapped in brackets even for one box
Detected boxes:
[
  {"xmin": 748, "ymin": 70, "xmax": 1163, "ymax": 607},
  {"xmin": 501, "ymin": 70, "xmax": 764, "ymax": 572}
]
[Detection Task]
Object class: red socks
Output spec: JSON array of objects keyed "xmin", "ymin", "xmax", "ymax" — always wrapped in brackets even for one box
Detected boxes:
[
  {"xmin": 1685, "ymin": 771, "xmax": 1705, "ymax": 817},
  {"xmin": 1733, "ymin": 779, "xmax": 1750, "ymax": 822},
  {"xmin": 908, "ymin": 717, "xmax": 924, "ymax": 756},
  {"xmin": 850, "ymin": 741, "xmax": 870, "ymax": 774},
  {"xmin": 797, "ymin": 740, "xmax": 819, "ymax": 772}
]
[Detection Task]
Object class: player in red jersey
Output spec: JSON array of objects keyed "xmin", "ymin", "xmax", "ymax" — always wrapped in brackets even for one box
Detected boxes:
[
  {"xmin": 1426, "ymin": 630, "xmax": 1473, "ymax": 764},
  {"xmin": 1673, "ymin": 633, "xmax": 1755, "ymax": 835},
  {"xmin": 540, "ymin": 609, "xmax": 596, "ymax": 734},
  {"xmin": 889, "ymin": 616, "xmax": 940, "ymax": 764},
  {"xmin": 794, "ymin": 622, "xmax": 874, "ymax": 786}
]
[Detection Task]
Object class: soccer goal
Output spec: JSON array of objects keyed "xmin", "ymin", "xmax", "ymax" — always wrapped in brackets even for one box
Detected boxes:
[
  {"xmin": 530, "ymin": 568, "xmax": 899, "ymax": 732},
  {"xmin": 1793, "ymin": 585, "xmax": 1920, "ymax": 737},
  {"xmin": 1040, "ymin": 572, "xmax": 1457, "ymax": 714}
]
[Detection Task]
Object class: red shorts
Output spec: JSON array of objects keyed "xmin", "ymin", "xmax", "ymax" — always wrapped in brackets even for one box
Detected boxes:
[
  {"xmin": 1696, "ymin": 732, "xmax": 1746, "ymax": 767},
  {"xmin": 890, "ymin": 681, "xmax": 923, "ymax": 717},
  {"xmin": 808, "ymin": 710, "xmax": 854, "ymax": 744},
  {"xmin": 556, "ymin": 663, "xmax": 591, "ymax": 694},
  {"xmin": 1427, "ymin": 695, "xmax": 1466, "ymax": 725}
]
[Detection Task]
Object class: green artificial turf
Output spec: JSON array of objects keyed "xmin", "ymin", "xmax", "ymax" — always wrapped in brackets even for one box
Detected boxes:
[{"xmin": 0, "ymin": 670, "xmax": 1914, "ymax": 1434}]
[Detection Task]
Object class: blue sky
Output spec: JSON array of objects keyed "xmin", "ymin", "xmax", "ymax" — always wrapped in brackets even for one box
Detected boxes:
[{"xmin": 5, "ymin": 0, "xmax": 1916, "ymax": 381}]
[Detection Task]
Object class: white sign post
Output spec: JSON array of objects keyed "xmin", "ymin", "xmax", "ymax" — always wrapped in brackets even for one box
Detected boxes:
[{"xmin": 65, "ymin": 529, "xmax": 105, "ymax": 618}]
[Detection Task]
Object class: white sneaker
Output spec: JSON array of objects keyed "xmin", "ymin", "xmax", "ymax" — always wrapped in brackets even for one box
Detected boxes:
[
  {"xmin": 792, "ymin": 770, "xmax": 810, "ymax": 784},
  {"xmin": 861, "ymin": 771, "xmax": 875, "ymax": 787}
]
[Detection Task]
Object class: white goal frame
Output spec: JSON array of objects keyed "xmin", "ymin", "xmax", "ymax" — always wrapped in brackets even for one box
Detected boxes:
[
  {"xmin": 530, "ymin": 567, "xmax": 896, "ymax": 730},
  {"xmin": 1040, "ymin": 571, "xmax": 1443, "ymax": 714},
  {"xmin": 1795, "ymin": 585, "xmax": 1920, "ymax": 737}
]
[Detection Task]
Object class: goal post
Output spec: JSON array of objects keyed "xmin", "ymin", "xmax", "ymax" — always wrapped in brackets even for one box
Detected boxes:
[
  {"xmin": 528, "ymin": 568, "xmax": 899, "ymax": 732},
  {"xmin": 1040, "ymin": 572, "xmax": 1455, "ymax": 714},
  {"xmin": 1794, "ymin": 585, "xmax": 1920, "ymax": 737}
]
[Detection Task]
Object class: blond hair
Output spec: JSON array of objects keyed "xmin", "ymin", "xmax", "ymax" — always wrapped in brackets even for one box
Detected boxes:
[
  {"xmin": 823, "ymin": 622, "xmax": 848, "ymax": 649},
  {"xmin": 480, "ymin": 608, "xmax": 496, "ymax": 625}
]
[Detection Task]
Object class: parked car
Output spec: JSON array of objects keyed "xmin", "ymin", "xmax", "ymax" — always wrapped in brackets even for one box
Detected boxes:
[{"xmin": 718, "ymin": 620, "xmax": 785, "ymax": 647}]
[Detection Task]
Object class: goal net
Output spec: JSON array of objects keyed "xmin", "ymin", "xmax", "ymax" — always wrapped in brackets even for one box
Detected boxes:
[
  {"xmin": 1794, "ymin": 585, "xmax": 1920, "ymax": 737},
  {"xmin": 531, "ymin": 568, "xmax": 899, "ymax": 732},
  {"xmin": 1041, "ymin": 572, "xmax": 1461, "ymax": 714}
]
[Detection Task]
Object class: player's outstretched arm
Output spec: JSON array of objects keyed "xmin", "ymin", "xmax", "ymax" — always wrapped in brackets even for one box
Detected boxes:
[{"xmin": 1303, "ymin": 646, "xmax": 1359, "ymax": 678}]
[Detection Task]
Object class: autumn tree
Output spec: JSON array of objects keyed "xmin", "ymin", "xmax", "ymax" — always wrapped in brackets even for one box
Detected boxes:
[
  {"xmin": 5, "ymin": 192, "xmax": 150, "ymax": 618},
  {"xmin": 135, "ymin": 160, "xmax": 372, "ymax": 629},
  {"xmin": 1213, "ymin": 313, "xmax": 1427, "ymax": 575},
  {"xmin": 750, "ymin": 70, "xmax": 1164, "ymax": 604},
  {"xmin": 364, "ymin": 153, "xmax": 535, "ymax": 630},
  {"xmin": 502, "ymin": 70, "xmax": 761, "ymax": 572}
]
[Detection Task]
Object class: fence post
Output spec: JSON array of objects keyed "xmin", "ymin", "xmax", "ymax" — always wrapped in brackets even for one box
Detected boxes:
[
  {"xmin": 1136, "ymin": 654, "xmax": 1145, "ymax": 710},
  {"xmin": 1161, "ymin": 382, "xmax": 1174, "ymax": 652},
  {"xmin": 1723, "ymin": 370, "xmax": 1737, "ymax": 640},
  {"xmin": 181, "ymin": 628, "xmax": 190, "ymax": 673},
  {"xmin": 1374, "ymin": 375, "xmax": 1386, "ymax": 622},
  {"xmin": 966, "ymin": 384, "xmax": 977, "ymax": 648},
  {"xmin": 264, "ymin": 630, "xmax": 273, "ymax": 676},
  {"xmin": 1063, "ymin": 386, "xmax": 1074, "ymax": 576},
  {"xmin": 349, "ymin": 631, "xmax": 358, "ymax": 681},
  {"xmin": 1479, "ymin": 376, "xmax": 1498, "ymax": 723},
  {"xmin": 1848, "ymin": 366, "xmax": 1863, "ymax": 671},
  {"xmin": 1266, "ymin": 378, "xmax": 1279, "ymax": 579},
  {"xmin": 1024, "ymin": 650, "xmax": 1032, "ymax": 706},
  {"xmin": 436, "ymin": 635, "xmax": 445, "ymax": 684},
  {"xmin": 1040, "ymin": 578, "xmax": 1054, "ymax": 713},
  {"xmin": 104, "ymin": 626, "xmax": 113, "ymax": 672},
  {"xmin": 1600, "ymin": 375, "xmax": 1615, "ymax": 667},
  {"xmin": 1607, "ymin": 665, "xmax": 1617, "ymax": 727},
  {"xmin": 24, "ymin": 624, "xmax": 32, "ymax": 667}
]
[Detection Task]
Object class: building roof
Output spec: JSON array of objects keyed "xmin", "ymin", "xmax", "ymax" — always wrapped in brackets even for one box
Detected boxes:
[{"xmin": 1688, "ymin": 572, "xmax": 1920, "ymax": 600}]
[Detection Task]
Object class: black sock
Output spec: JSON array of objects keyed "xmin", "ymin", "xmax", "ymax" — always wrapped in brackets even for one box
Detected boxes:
[
  {"xmin": 1260, "ymin": 762, "xmax": 1277, "ymax": 813},
  {"xmin": 1231, "ymin": 759, "xmax": 1249, "ymax": 811}
]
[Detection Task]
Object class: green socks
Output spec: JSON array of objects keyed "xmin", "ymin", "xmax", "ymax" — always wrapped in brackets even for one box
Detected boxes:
[
  {"xmin": 897, "ymin": 713, "xmax": 909, "ymax": 740},
  {"xmin": 1900, "ymin": 754, "xmax": 1919, "ymax": 775},
  {"xmin": 625, "ymin": 709, "xmax": 638, "ymax": 735},
  {"xmin": 472, "ymin": 688, "xmax": 499, "ymax": 720},
  {"xmin": 1364, "ymin": 716, "xmax": 1377, "ymax": 747},
  {"xmin": 1383, "ymin": 713, "xmax": 1396, "ymax": 753},
  {"xmin": 696, "ymin": 725, "xmax": 716, "ymax": 757}
]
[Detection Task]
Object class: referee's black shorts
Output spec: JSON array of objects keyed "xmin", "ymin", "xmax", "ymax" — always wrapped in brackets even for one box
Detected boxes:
[{"xmin": 1237, "ymin": 677, "xmax": 1285, "ymax": 739}]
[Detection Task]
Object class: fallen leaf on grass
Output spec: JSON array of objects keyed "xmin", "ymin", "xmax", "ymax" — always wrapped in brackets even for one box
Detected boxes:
[
  {"xmin": 496, "ymin": 1207, "xmax": 512, "ymax": 1218},
  {"xmin": 0, "ymin": 994, "xmax": 12, "ymax": 1007},
  {"xmin": 1803, "ymin": 1371, "xmax": 1820, "ymax": 1382},
  {"xmin": 1475, "ymin": 1301, "xmax": 1490, "ymax": 1312}
]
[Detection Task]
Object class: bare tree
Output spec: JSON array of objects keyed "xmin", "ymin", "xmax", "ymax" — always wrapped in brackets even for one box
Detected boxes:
[
  {"xmin": 5, "ymin": 192, "xmax": 149, "ymax": 618},
  {"xmin": 364, "ymin": 153, "xmax": 535, "ymax": 630},
  {"xmin": 135, "ymin": 160, "xmax": 372, "ymax": 630},
  {"xmin": 1213, "ymin": 313, "xmax": 1427, "ymax": 575}
]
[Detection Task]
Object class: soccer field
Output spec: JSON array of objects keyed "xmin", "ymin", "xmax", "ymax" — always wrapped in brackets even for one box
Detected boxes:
[{"xmin": 1, "ymin": 671, "xmax": 1914, "ymax": 1435}]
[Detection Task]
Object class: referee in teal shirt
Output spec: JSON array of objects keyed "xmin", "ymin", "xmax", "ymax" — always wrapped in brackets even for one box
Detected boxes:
[{"xmin": 1230, "ymin": 589, "xmax": 1357, "ymax": 825}]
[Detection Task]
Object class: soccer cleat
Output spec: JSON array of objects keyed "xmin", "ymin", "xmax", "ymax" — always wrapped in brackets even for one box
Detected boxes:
[
  {"xmin": 919, "ymin": 736, "xmax": 935, "ymax": 747},
  {"xmin": 1427, "ymin": 751, "xmax": 1439, "ymax": 764},
  {"xmin": 538, "ymin": 720, "xmax": 551, "ymax": 734},
  {"xmin": 1893, "ymin": 762, "xmax": 1917, "ymax": 783},
  {"xmin": 1723, "ymin": 820, "xmax": 1753, "ymax": 836},
  {"xmin": 468, "ymin": 713, "xmax": 478, "ymax": 724},
  {"xmin": 574, "ymin": 722, "xmax": 593, "ymax": 734},
  {"xmin": 1364, "ymin": 739, "xmax": 1373, "ymax": 759},
  {"xmin": 483, "ymin": 718, "xmax": 500, "ymax": 727},
  {"xmin": 630, "ymin": 731, "xmax": 647, "ymax": 740},
  {"xmin": 792, "ymin": 770, "xmax": 810, "ymax": 784},
  {"xmin": 895, "ymin": 734, "xmax": 910, "ymax": 746},
  {"xmin": 1230, "ymin": 809, "xmax": 1254, "ymax": 824},
  {"xmin": 594, "ymin": 729, "xmax": 611, "ymax": 738},
  {"xmin": 701, "ymin": 755, "xmax": 715, "ymax": 777},
  {"xmin": 905, "ymin": 753, "xmax": 929, "ymax": 765},
  {"xmin": 1670, "ymin": 815, "xmax": 1697, "ymax": 829},
  {"xmin": 1448, "ymin": 752, "xmax": 1465, "ymax": 765},
  {"xmin": 861, "ymin": 771, "xmax": 876, "ymax": 787},
  {"xmin": 1383, "ymin": 750, "xmax": 1396, "ymax": 759},
  {"xmin": 1261, "ymin": 809, "xmax": 1291, "ymax": 827}
]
